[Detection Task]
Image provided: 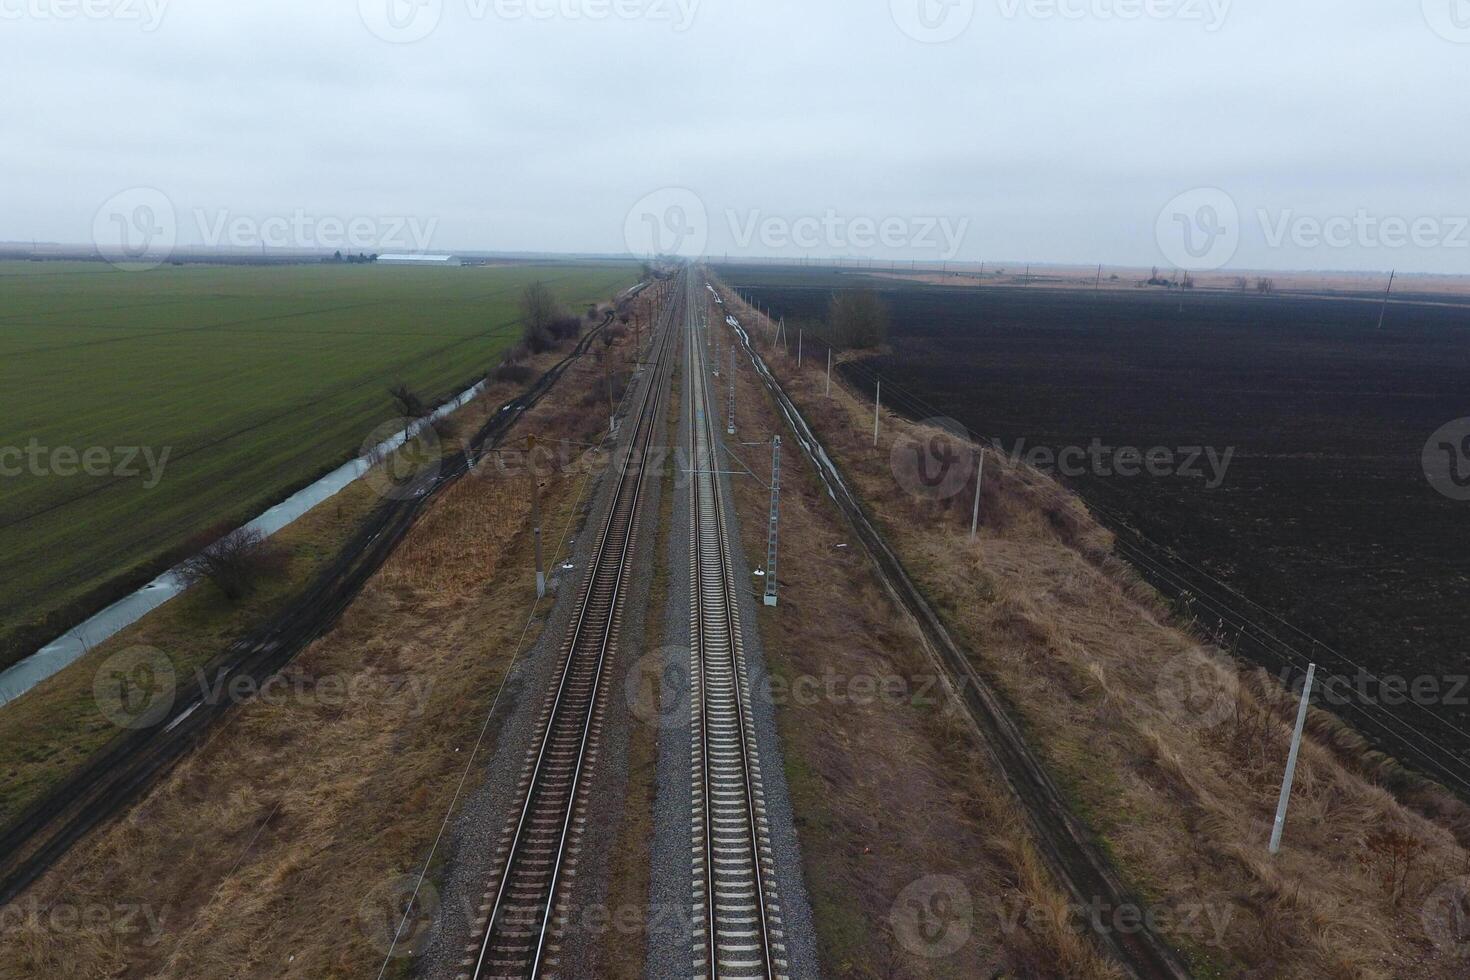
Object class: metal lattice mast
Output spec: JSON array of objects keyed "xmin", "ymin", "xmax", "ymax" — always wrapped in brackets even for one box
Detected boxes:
[
  {"xmin": 727, "ymin": 343, "xmax": 736, "ymax": 436},
  {"xmin": 764, "ymin": 436, "xmax": 781, "ymax": 607}
]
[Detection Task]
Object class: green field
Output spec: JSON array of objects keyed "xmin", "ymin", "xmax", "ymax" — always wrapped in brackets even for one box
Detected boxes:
[{"xmin": 0, "ymin": 259, "xmax": 636, "ymax": 668}]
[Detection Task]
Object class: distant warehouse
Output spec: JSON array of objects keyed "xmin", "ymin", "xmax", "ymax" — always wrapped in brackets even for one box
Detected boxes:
[{"xmin": 377, "ymin": 253, "xmax": 462, "ymax": 267}]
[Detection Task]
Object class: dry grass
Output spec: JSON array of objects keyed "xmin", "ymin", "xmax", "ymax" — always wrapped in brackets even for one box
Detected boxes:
[
  {"xmin": 716, "ymin": 280, "xmax": 1470, "ymax": 978},
  {"xmin": 0, "ymin": 325, "xmax": 635, "ymax": 978},
  {"xmin": 714, "ymin": 291, "xmax": 1123, "ymax": 979}
]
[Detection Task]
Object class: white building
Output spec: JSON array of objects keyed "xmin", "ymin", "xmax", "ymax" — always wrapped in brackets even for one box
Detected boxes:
[{"xmin": 377, "ymin": 253, "xmax": 462, "ymax": 267}]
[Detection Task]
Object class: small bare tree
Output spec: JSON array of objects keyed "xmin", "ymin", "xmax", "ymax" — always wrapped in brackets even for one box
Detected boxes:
[
  {"xmin": 521, "ymin": 281, "xmax": 559, "ymax": 336},
  {"xmin": 827, "ymin": 289, "xmax": 890, "ymax": 349},
  {"xmin": 179, "ymin": 526, "xmax": 286, "ymax": 601},
  {"xmin": 388, "ymin": 382, "xmax": 427, "ymax": 440}
]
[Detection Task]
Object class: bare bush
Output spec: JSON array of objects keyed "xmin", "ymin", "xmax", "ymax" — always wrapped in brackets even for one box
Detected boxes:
[
  {"xmin": 547, "ymin": 315, "xmax": 581, "ymax": 341},
  {"xmin": 388, "ymin": 382, "xmax": 425, "ymax": 419},
  {"xmin": 825, "ymin": 289, "xmax": 890, "ymax": 349},
  {"xmin": 494, "ymin": 362, "xmax": 535, "ymax": 384},
  {"xmin": 179, "ymin": 525, "xmax": 287, "ymax": 601},
  {"xmin": 520, "ymin": 280, "xmax": 559, "ymax": 335}
]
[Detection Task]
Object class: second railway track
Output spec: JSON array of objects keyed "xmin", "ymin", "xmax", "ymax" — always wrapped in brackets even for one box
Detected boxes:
[
  {"xmin": 463, "ymin": 274, "xmax": 681, "ymax": 980},
  {"xmin": 685, "ymin": 278, "xmax": 787, "ymax": 980}
]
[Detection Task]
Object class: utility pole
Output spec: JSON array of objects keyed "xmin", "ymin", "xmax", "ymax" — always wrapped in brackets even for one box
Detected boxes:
[
  {"xmin": 727, "ymin": 344, "xmax": 736, "ymax": 436},
  {"xmin": 797, "ymin": 328, "xmax": 803, "ymax": 367},
  {"xmin": 826, "ymin": 347, "xmax": 832, "ymax": 397},
  {"xmin": 602, "ymin": 349, "xmax": 615, "ymax": 434},
  {"xmin": 1095, "ymin": 263, "xmax": 1103, "ymax": 291},
  {"xmin": 1270, "ymin": 663, "xmax": 1316, "ymax": 855},
  {"xmin": 873, "ymin": 378, "xmax": 881, "ymax": 446},
  {"xmin": 713, "ymin": 320, "xmax": 720, "ymax": 377},
  {"xmin": 764, "ymin": 436, "xmax": 781, "ymax": 607},
  {"xmin": 970, "ymin": 451, "xmax": 985, "ymax": 541},
  {"xmin": 527, "ymin": 435, "xmax": 546, "ymax": 599},
  {"xmin": 1376, "ymin": 270, "xmax": 1396, "ymax": 330}
]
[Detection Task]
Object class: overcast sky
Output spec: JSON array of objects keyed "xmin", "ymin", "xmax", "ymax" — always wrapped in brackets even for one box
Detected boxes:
[{"xmin": 3, "ymin": 0, "xmax": 1468, "ymax": 273}]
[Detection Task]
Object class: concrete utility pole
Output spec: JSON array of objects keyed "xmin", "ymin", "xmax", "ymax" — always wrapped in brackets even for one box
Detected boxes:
[
  {"xmin": 970, "ymin": 451, "xmax": 985, "ymax": 541},
  {"xmin": 797, "ymin": 328, "xmax": 802, "ymax": 367},
  {"xmin": 1095, "ymin": 263, "xmax": 1103, "ymax": 291},
  {"xmin": 713, "ymin": 321, "xmax": 720, "ymax": 377},
  {"xmin": 528, "ymin": 435, "xmax": 546, "ymax": 599},
  {"xmin": 764, "ymin": 436, "xmax": 781, "ymax": 607},
  {"xmin": 873, "ymin": 379, "xmax": 881, "ymax": 446},
  {"xmin": 727, "ymin": 344, "xmax": 736, "ymax": 436},
  {"xmin": 1376, "ymin": 270, "xmax": 1396, "ymax": 330},
  {"xmin": 602, "ymin": 350, "xmax": 615, "ymax": 434},
  {"xmin": 1270, "ymin": 663, "xmax": 1316, "ymax": 855}
]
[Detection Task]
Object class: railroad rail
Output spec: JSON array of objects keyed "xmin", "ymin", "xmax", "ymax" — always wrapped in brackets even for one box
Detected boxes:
[
  {"xmin": 685, "ymin": 277, "xmax": 787, "ymax": 980},
  {"xmin": 714, "ymin": 278, "xmax": 1192, "ymax": 980},
  {"xmin": 463, "ymin": 274, "xmax": 681, "ymax": 979}
]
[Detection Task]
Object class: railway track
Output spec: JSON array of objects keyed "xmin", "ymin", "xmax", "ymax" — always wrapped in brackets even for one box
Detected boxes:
[
  {"xmin": 462, "ymin": 275, "xmax": 680, "ymax": 979},
  {"xmin": 714, "ymin": 278, "xmax": 1192, "ymax": 980},
  {"xmin": 685, "ymin": 278, "xmax": 786, "ymax": 980}
]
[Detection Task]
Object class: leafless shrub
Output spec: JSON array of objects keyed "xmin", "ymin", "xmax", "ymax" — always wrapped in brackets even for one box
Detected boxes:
[
  {"xmin": 179, "ymin": 525, "xmax": 287, "ymax": 601},
  {"xmin": 825, "ymin": 289, "xmax": 890, "ymax": 349},
  {"xmin": 388, "ymin": 382, "xmax": 425, "ymax": 420},
  {"xmin": 494, "ymin": 362, "xmax": 535, "ymax": 384},
  {"xmin": 520, "ymin": 280, "xmax": 558, "ymax": 334},
  {"xmin": 547, "ymin": 315, "xmax": 581, "ymax": 341}
]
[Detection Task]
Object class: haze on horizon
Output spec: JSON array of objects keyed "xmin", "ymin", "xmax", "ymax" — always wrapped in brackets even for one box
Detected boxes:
[{"xmin": 3, "ymin": 0, "xmax": 1468, "ymax": 274}]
